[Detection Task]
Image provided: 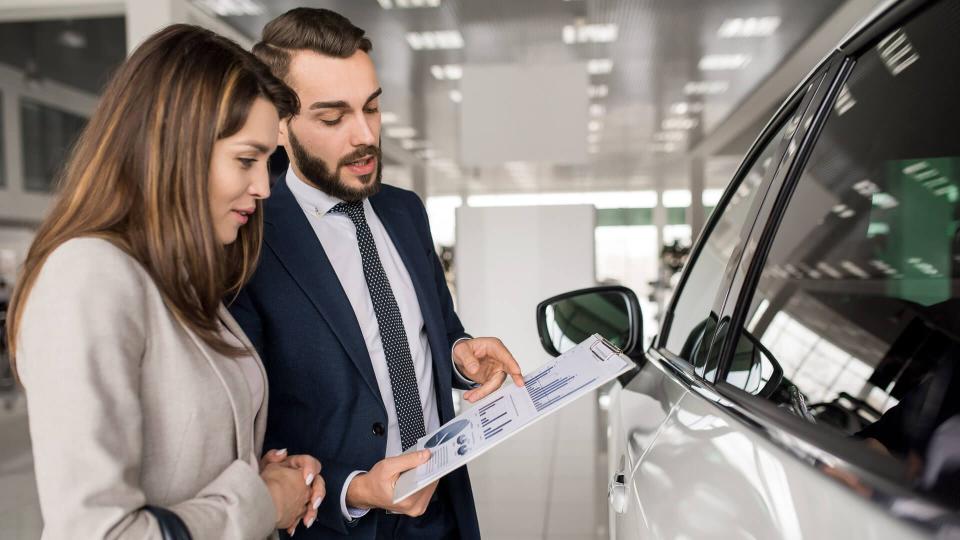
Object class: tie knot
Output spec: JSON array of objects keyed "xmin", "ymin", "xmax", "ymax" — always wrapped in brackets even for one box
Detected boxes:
[{"xmin": 329, "ymin": 200, "xmax": 365, "ymax": 222}]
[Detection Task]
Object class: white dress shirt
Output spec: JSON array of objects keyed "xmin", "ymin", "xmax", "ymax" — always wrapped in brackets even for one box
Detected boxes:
[{"xmin": 287, "ymin": 169, "xmax": 468, "ymax": 520}]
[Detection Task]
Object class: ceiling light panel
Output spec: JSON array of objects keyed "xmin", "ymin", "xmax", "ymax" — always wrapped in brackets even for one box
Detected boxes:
[
  {"xmin": 588, "ymin": 84, "xmax": 609, "ymax": 98},
  {"xmin": 662, "ymin": 116, "xmax": 698, "ymax": 130},
  {"xmin": 877, "ymin": 28, "xmax": 919, "ymax": 76},
  {"xmin": 406, "ymin": 31, "xmax": 464, "ymax": 50},
  {"xmin": 670, "ymin": 102, "xmax": 704, "ymax": 115},
  {"xmin": 684, "ymin": 81, "xmax": 729, "ymax": 95},
  {"xmin": 386, "ymin": 126, "xmax": 417, "ymax": 138},
  {"xmin": 589, "ymin": 104, "xmax": 606, "ymax": 117},
  {"xmin": 449, "ymin": 90, "xmax": 463, "ymax": 103},
  {"xmin": 562, "ymin": 23, "xmax": 618, "ymax": 44},
  {"xmin": 431, "ymin": 64, "xmax": 463, "ymax": 80},
  {"xmin": 718, "ymin": 16, "xmax": 781, "ymax": 38},
  {"xmin": 699, "ymin": 54, "xmax": 751, "ymax": 71},
  {"xmin": 380, "ymin": 112, "xmax": 399, "ymax": 124},
  {"xmin": 195, "ymin": 0, "xmax": 264, "ymax": 16},
  {"xmin": 587, "ymin": 58, "xmax": 614, "ymax": 75},
  {"xmin": 378, "ymin": 0, "xmax": 440, "ymax": 9}
]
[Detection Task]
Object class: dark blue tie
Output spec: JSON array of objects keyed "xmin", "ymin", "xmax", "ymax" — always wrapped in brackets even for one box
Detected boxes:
[{"xmin": 330, "ymin": 201, "xmax": 426, "ymax": 450}]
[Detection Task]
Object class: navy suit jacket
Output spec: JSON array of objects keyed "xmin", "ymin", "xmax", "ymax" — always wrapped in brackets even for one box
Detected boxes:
[{"xmin": 229, "ymin": 178, "xmax": 481, "ymax": 539}]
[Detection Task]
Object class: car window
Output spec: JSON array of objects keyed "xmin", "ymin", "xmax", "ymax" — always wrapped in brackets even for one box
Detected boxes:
[
  {"xmin": 663, "ymin": 106, "xmax": 801, "ymax": 367},
  {"xmin": 728, "ymin": 0, "xmax": 960, "ymax": 507}
]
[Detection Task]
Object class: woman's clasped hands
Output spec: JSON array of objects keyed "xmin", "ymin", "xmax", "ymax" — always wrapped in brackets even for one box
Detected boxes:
[{"xmin": 259, "ymin": 448, "xmax": 326, "ymax": 536}]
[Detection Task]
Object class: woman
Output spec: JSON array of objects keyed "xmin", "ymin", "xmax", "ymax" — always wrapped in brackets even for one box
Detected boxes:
[{"xmin": 5, "ymin": 25, "xmax": 323, "ymax": 538}]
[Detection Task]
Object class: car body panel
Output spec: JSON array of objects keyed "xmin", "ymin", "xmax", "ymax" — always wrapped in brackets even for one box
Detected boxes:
[{"xmin": 611, "ymin": 351, "xmax": 930, "ymax": 539}]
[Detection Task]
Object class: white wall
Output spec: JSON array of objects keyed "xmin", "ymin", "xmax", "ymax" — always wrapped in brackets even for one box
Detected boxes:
[{"xmin": 455, "ymin": 204, "xmax": 596, "ymax": 373}]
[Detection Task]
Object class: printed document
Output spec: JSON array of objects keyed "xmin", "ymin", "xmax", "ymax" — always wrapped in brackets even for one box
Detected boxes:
[{"xmin": 393, "ymin": 334, "xmax": 632, "ymax": 502}]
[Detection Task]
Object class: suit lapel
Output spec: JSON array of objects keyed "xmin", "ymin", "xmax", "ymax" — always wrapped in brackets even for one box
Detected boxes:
[
  {"xmin": 369, "ymin": 193, "xmax": 452, "ymax": 389},
  {"xmin": 263, "ymin": 180, "xmax": 384, "ymax": 408}
]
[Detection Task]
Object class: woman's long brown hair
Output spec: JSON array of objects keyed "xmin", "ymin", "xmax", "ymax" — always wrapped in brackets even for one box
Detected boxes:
[{"xmin": 5, "ymin": 24, "xmax": 298, "ymax": 373}]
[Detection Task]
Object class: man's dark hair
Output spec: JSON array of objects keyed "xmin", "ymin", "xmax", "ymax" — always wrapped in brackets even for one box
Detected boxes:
[{"xmin": 252, "ymin": 8, "xmax": 372, "ymax": 83}]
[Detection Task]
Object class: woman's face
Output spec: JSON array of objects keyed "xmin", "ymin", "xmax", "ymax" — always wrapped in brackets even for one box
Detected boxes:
[{"xmin": 208, "ymin": 97, "xmax": 280, "ymax": 244}]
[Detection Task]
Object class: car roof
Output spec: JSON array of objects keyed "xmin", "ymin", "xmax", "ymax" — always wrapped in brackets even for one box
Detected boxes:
[{"xmin": 838, "ymin": 0, "xmax": 930, "ymax": 55}]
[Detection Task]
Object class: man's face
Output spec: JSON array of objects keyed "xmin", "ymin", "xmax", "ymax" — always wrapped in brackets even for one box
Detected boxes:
[{"xmin": 281, "ymin": 50, "xmax": 383, "ymax": 201}]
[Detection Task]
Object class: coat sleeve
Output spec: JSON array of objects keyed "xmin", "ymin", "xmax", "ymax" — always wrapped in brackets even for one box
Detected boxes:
[{"xmin": 17, "ymin": 239, "xmax": 276, "ymax": 540}]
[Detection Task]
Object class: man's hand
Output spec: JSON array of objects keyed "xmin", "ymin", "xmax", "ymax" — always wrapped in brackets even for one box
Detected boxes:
[
  {"xmin": 346, "ymin": 451, "xmax": 437, "ymax": 516},
  {"xmin": 453, "ymin": 337, "xmax": 524, "ymax": 402}
]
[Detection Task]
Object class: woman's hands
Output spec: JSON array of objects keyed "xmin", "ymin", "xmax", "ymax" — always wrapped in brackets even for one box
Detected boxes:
[{"xmin": 260, "ymin": 449, "xmax": 326, "ymax": 535}]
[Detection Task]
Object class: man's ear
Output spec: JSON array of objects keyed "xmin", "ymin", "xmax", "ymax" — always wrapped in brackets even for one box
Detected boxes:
[{"xmin": 278, "ymin": 118, "xmax": 290, "ymax": 148}]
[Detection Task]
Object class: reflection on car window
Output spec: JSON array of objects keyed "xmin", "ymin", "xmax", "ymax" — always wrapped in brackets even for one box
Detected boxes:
[
  {"xmin": 665, "ymin": 106, "xmax": 799, "ymax": 364},
  {"xmin": 731, "ymin": 0, "xmax": 960, "ymax": 506}
]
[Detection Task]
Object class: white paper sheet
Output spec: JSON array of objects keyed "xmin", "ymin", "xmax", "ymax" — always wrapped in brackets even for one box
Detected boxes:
[{"xmin": 393, "ymin": 334, "xmax": 632, "ymax": 503}]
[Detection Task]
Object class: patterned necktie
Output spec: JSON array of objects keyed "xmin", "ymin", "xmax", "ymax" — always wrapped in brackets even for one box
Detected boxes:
[{"xmin": 330, "ymin": 200, "xmax": 426, "ymax": 450}]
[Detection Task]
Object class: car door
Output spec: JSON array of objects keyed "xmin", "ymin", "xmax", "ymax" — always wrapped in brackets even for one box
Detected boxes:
[
  {"xmin": 606, "ymin": 62, "xmax": 830, "ymax": 539},
  {"xmin": 619, "ymin": 0, "xmax": 959, "ymax": 538}
]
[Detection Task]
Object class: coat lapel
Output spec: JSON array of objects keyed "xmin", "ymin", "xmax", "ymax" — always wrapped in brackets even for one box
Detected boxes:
[
  {"xmin": 219, "ymin": 305, "xmax": 269, "ymax": 452},
  {"xmin": 180, "ymin": 318, "xmax": 249, "ymax": 460},
  {"xmin": 263, "ymin": 180, "xmax": 384, "ymax": 408},
  {"xmin": 368, "ymin": 193, "xmax": 453, "ymax": 391}
]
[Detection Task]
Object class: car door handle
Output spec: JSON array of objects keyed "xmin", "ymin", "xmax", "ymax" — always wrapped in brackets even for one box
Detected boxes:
[{"xmin": 608, "ymin": 455, "xmax": 628, "ymax": 514}]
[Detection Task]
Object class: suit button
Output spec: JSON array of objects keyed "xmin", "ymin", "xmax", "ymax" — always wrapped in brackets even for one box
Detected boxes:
[{"xmin": 372, "ymin": 422, "xmax": 385, "ymax": 436}]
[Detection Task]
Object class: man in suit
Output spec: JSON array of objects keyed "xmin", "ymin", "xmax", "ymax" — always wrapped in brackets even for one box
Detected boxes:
[{"xmin": 230, "ymin": 8, "xmax": 524, "ymax": 539}]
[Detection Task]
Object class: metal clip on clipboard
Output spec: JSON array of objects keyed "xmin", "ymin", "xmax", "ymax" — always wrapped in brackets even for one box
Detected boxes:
[{"xmin": 590, "ymin": 336, "xmax": 622, "ymax": 362}]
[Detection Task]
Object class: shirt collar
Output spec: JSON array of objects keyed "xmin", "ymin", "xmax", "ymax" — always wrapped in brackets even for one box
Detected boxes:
[{"xmin": 284, "ymin": 166, "xmax": 346, "ymax": 218}]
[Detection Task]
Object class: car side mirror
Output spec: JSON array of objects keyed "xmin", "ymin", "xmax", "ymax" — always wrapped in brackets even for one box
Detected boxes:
[
  {"xmin": 536, "ymin": 286, "xmax": 642, "ymax": 358},
  {"xmin": 728, "ymin": 329, "xmax": 783, "ymax": 398}
]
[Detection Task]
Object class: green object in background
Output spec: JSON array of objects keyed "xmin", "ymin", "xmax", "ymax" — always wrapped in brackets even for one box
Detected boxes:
[
  {"xmin": 881, "ymin": 157, "xmax": 958, "ymax": 305},
  {"xmin": 597, "ymin": 207, "xmax": 653, "ymax": 227}
]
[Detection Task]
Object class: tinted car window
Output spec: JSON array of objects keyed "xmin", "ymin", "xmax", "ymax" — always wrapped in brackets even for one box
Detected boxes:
[
  {"xmin": 664, "ymin": 107, "xmax": 800, "ymax": 364},
  {"xmin": 729, "ymin": 0, "xmax": 960, "ymax": 505}
]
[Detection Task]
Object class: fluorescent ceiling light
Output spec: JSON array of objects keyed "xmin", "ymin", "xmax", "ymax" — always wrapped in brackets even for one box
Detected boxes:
[
  {"xmin": 834, "ymin": 85, "xmax": 856, "ymax": 116},
  {"xmin": 655, "ymin": 131, "xmax": 685, "ymax": 142},
  {"xmin": 699, "ymin": 54, "xmax": 751, "ymax": 71},
  {"xmin": 431, "ymin": 64, "xmax": 463, "ymax": 80},
  {"xmin": 840, "ymin": 260, "xmax": 870, "ymax": 279},
  {"xmin": 378, "ymin": 0, "xmax": 441, "ymax": 8},
  {"xmin": 662, "ymin": 116, "xmax": 698, "ymax": 130},
  {"xmin": 449, "ymin": 90, "xmax": 463, "ymax": 103},
  {"xmin": 718, "ymin": 16, "xmax": 781, "ymax": 38},
  {"xmin": 588, "ymin": 84, "xmax": 609, "ymax": 98},
  {"xmin": 587, "ymin": 133, "xmax": 601, "ymax": 144},
  {"xmin": 877, "ymin": 29, "xmax": 919, "ymax": 76},
  {"xmin": 194, "ymin": 0, "xmax": 264, "ymax": 15},
  {"xmin": 669, "ymin": 102, "xmax": 704, "ymax": 115},
  {"xmin": 587, "ymin": 58, "xmax": 614, "ymax": 75},
  {"xmin": 58, "ymin": 30, "xmax": 87, "ymax": 49},
  {"xmin": 400, "ymin": 139, "xmax": 417, "ymax": 150},
  {"xmin": 380, "ymin": 111, "xmax": 399, "ymax": 124},
  {"xmin": 562, "ymin": 23, "xmax": 618, "ymax": 44},
  {"xmin": 684, "ymin": 81, "xmax": 729, "ymax": 95},
  {"xmin": 649, "ymin": 143, "xmax": 677, "ymax": 153},
  {"xmin": 467, "ymin": 191, "xmax": 657, "ymax": 209},
  {"xmin": 589, "ymin": 104, "xmax": 606, "ymax": 117},
  {"xmin": 386, "ymin": 126, "xmax": 417, "ymax": 139},
  {"xmin": 406, "ymin": 31, "xmax": 464, "ymax": 50},
  {"xmin": 588, "ymin": 120, "xmax": 603, "ymax": 132}
]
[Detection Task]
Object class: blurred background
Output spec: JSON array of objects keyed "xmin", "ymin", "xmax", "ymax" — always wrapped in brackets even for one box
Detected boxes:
[{"xmin": 0, "ymin": 0, "xmax": 885, "ymax": 538}]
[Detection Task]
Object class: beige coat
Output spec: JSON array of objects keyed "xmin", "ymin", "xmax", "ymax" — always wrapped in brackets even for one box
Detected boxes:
[{"xmin": 18, "ymin": 237, "xmax": 277, "ymax": 539}]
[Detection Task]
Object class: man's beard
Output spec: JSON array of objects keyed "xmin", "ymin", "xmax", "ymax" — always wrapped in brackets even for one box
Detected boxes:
[{"xmin": 287, "ymin": 127, "xmax": 382, "ymax": 202}]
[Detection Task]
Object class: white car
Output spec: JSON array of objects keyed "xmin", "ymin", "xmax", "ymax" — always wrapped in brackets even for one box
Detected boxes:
[{"xmin": 536, "ymin": 0, "xmax": 960, "ymax": 537}]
